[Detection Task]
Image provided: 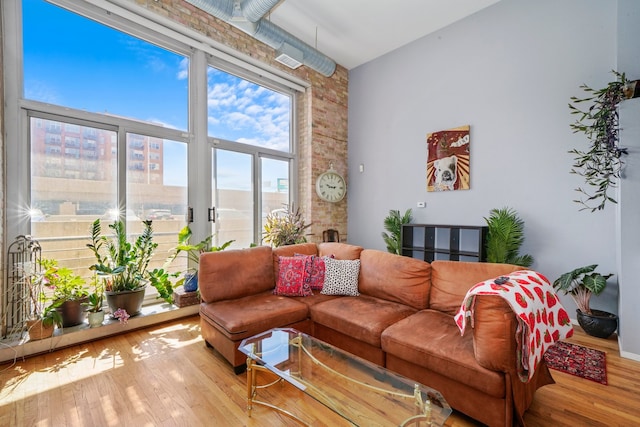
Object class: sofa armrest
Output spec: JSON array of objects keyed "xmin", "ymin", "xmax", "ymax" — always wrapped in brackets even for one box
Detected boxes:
[{"xmin": 471, "ymin": 295, "xmax": 519, "ymax": 373}]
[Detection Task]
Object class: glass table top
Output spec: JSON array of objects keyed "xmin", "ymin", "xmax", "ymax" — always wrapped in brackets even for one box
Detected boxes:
[{"xmin": 240, "ymin": 328, "xmax": 451, "ymax": 426}]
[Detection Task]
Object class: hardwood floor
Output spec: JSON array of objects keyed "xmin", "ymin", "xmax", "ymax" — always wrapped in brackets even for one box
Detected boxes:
[{"xmin": 1, "ymin": 315, "xmax": 638, "ymax": 426}]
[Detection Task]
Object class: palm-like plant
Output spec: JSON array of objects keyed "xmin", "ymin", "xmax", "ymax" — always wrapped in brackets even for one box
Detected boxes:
[
  {"xmin": 484, "ymin": 207, "xmax": 533, "ymax": 267},
  {"xmin": 381, "ymin": 209, "xmax": 413, "ymax": 255},
  {"xmin": 553, "ymin": 265, "xmax": 613, "ymax": 314}
]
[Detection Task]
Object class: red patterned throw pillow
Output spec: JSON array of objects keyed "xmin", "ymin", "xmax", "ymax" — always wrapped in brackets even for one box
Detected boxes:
[
  {"xmin": 274, "ymin": 256, "xmax": 313, "ymax": 296},
  {"xmin": 295, "ymin": 254, "xmax": 326, "ymax": 291}
]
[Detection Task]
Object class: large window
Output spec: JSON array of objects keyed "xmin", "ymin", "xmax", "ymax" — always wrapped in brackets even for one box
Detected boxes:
[
  {"xmin": 22, "ymin": 0, "xmax": 189, "ymax": 131},
  {"xmin": 4, "ymin": 0, "xmax": 297, "ymax": 307}
]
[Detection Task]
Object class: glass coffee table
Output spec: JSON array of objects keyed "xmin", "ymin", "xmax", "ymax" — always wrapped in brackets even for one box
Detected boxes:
[{"xmin": 239, "ymin": 328, "xmax": 451, "ymax": 426}]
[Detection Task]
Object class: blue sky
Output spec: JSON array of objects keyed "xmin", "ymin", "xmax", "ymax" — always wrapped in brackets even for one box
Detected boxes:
[{"xmin": 22, "ymin": 0, "xmax": 291, "ymax": 190}]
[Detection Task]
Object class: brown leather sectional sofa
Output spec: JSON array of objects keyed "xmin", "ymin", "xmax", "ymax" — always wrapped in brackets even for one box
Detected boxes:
[{"xmin": 198, "ymin": 242, "xmax": 554, "ymax": 427}]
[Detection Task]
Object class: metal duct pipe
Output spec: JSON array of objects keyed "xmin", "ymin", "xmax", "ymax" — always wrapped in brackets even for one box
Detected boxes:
[
  {"xmin": 186, "ymin": 0, "xmax": 233, "ymax": 20},
  {"xmin": 185, "ymin": 0, "xmax": 336, "ymax": 77},
  {"xmin": 254, "ymin": 19, "xmax": 336, "ymax": 77},
  {"xmin": 242, "ymin": 0, "xmax": 281, "ymax": 23}
]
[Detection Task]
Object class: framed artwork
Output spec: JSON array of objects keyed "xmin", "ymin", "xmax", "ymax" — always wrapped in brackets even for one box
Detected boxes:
[{"xmin": 427, "ymin": 125, "xmax": 470, "ymax": 192}]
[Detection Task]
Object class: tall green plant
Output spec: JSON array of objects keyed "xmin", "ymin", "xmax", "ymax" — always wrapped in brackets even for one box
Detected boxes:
[
  {"xmin": 87, "ymin": 219, "xmax": 176, "ymax": 303},
  {"xmin": 484, "ymin": 207, "xmax": 533, "ymax": 267},
  {"xmin": 381, "ymin": 209, "xmax": 413, "ymax": 255}
]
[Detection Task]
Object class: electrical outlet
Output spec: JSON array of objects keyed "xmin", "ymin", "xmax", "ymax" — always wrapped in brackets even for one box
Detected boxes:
[{"xmin": 417, "ymin": 202, "xmax": 426, "ymax": 208}]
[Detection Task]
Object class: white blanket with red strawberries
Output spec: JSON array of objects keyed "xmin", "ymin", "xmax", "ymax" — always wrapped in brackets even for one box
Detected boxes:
[{"xmin": 454, "ymin": 270, "xmax": 574, "ymax": 382}]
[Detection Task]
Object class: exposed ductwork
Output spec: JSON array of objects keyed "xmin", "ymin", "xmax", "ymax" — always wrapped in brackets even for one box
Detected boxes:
[{"xmin": 185, "ymin": 0, "xmax": 336, "ymax": 77}]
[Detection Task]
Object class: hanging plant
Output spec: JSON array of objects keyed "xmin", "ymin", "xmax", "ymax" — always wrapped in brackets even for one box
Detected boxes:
[{"xmin": 568, "ymin": 71, "xmax": 633, "ymax": 212}]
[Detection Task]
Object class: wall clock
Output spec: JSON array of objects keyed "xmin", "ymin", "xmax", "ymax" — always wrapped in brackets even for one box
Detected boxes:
[{"xmin": 316, "ymin": 165, "xmax": 346, "ymax": 202}]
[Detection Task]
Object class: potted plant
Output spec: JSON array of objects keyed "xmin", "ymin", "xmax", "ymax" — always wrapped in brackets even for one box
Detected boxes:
[
  {"xmin": 568, "ymin": 71, "xmax": 638, "ymax": 212},
  {"xmin": 26, "ymin": 266, "xmax": 63, "ymax": 340},
  {"xmin": 39, "ymin": 258, "xmax": 89, "ymax": 327},
  {"xmin": 87, "ymin": 219, "xmax": 175, "ymax": 314},
  {"xmin": 381, "ymin": 208, "xmax": 413, "ymax": 255},
  {"xmin": 553, "ymin": 265, "xmax": 617, "ymax": 338},
  {"xmin": 263, "ymin": 203, "xmax": 311, "ymax": 247},
  {"xmin": 484, "ymin": 207, "xmax": 533, "ymax": 267},
  {"xmin": 83, "ymin": 277, "xmax": 105, "ymax": 327},
  {"xmin": 167, "ymin": 225, "xmax": 234, "ymax": 292}
]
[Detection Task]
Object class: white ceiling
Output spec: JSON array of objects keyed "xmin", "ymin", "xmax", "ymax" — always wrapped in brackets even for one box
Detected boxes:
[{"xmin": 268, "ymin": 0, "xmax": 502, "ymax": 70}]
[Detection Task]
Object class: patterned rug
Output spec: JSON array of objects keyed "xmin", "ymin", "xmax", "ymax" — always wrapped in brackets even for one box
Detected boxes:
[{"xmin": 544, "ymin": 341, "xmax": 607, "ymax": 385}]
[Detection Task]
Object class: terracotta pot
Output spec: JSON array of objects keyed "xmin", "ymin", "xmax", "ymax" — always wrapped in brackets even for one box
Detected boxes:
[
  {"xmin": 105, "ymin": 288, "xmax": 145, "ymax": 317},
  {"xmin": 576, "ymin": 309, "xmax": 618, "ymax": 339},
  {"xmin": 26, "ymin": 318, "xmax": 55, "ymax": 341}
]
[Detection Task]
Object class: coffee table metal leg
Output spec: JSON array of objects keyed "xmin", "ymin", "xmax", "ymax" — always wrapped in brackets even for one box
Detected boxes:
[{"xmin": 245, "ymin": 357, "xmax": 310, "ymax": 425}]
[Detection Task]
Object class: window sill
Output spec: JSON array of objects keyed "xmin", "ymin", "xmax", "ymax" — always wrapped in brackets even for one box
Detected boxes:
[{"xmin": 0, "ymin": 303, "xmax": 199, "ymax": 364}]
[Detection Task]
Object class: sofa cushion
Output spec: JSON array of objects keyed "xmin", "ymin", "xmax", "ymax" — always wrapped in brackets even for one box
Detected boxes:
[
  {"xmin": 199, "ymin": 245, "xmax": 275, "ymax": 304},
  {"xmin": 310, "ymin": 295, "xmax": 417, "ymax": 347},
  {"xmin": 287, "ymin": 293, "xmax": 340, "ymax": 309},
  {"xmin": 321, "ymin": 258, "xmax": 361, "ymax": 296},
  {"xmin": 200, "ymin": 290, "xmax": 309, "ymax": 340},
  {"xmin": 381, "ymin": 309, "xmax": 505, "ymax": 398},
  {"xmin": 359, "ymin": 249, "xmax": 431, "ymax": 310},
  {"xmin": 274, "ymin": 256, "xmax": 313, "ymax": 296},
  {"xmin": 318, "ymin": 242, "xmax": 363, "ymax": 260},
  {"xmin": 429, "ymin": 261, "xmax": 522, "ymax": 315}
]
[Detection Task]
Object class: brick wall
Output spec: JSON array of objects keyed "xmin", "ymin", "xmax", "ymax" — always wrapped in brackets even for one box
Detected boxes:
[{"xmin": 135, "ymin": 0, "xmax": 349, "ymax": 243}]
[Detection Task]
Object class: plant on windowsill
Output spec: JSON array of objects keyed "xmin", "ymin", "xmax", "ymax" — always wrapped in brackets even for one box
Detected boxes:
[
  {"xmin": 26, "ymin": 267, "xmax": 63, "ymax": 341},
  {"xmin": 381, "ymin": 208, "xmax": 413, "ymax": 255},
  {"xmin": 262, "ymin": 203, "xmax": 311, "ymax": 247},
  {"xmin": 87, "ymin": 218, "xmax": 176, "ymax": 314},
  {"xmin": 39, "ymin": 258, "xmax": 89, "ymax": 327},
  {"xmin": 83, "ymin": 277, "xmax": 105, "ymax": 327},
  {"xmin": 553, "ymin": 265, "xmax": 617, "ymax": 338},
  {"xmin": 568, "ymin": 70, "xmax": 639, "ymax": 212},
  {"xmin": 166, "ymin": 225, "xmax": 234, "ymax": 292}
]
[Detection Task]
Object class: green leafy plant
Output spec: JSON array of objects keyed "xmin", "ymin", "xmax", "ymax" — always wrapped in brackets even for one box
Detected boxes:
[
  {"xmin": 38, "ymin": 258, "xmax": 88, "ymax": 303},
  {"xmin": 484, "ymin": 207, "xmax": 533, "ymax": 267},
  {"xmin": 27, "ymin": 267, "xmax": 63, "ymax": 328},
  {"xmin": 553, "ymin": 265, "xmax": 613, "ymax": 314},
  {"xmin": 169, "ymin": 225, "xmax": 234, "ymax": 268},
  {"xmin": 263, "ymin": 203, "xmax": 311, "ymax": 247},
  {"xmin": 569, "ymin": 70, "xmax": 629, "ymax": 212},
  {"xmin": 87, "ymin": 219, "xmax": 176, "ymax": 303},
  {"xmin": 83, "ymin": 277, "xmax": 104, "ymax": 313},
  {"xmin": 381, "ymin": 209, "xmax": 413, "ymax": 255}
]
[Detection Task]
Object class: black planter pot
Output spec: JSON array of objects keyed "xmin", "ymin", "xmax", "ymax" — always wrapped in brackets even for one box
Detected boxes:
[
  {"xmin": 576, "ymin": 309, "xmax": 618, "ymax": 339},
  {"xmin": 105, "ymin": 288, "xmax": 145, "ymax": 317},
  {"xmin": 57, "ymin": 298, "xmax": 88, "ymax": 327}
]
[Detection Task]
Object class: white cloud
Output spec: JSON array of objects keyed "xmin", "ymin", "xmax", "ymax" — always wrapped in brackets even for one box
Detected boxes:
[{"xmin": 207, "ymin": 70, "xmax": 291, "ymax": 150}]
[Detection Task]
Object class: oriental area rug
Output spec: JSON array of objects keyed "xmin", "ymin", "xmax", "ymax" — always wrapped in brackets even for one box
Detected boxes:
[{"xmin": 544, "ymin": 341, "xmax": 607, "ymax": 385}]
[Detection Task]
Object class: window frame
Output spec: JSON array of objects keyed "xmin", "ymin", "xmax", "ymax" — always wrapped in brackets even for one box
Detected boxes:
[{"xmin": 2, "ymin": 0, "xmax": 301, "ymax": 306}]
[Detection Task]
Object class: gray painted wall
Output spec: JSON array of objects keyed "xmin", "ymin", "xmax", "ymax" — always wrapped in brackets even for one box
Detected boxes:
[
  {"xmin": 617, "ymin": 0, "xmax": 640, "ymax": 359},
  {"xmin": 348, "ymin": 0, "xmax": 639, "ymax": 355}
]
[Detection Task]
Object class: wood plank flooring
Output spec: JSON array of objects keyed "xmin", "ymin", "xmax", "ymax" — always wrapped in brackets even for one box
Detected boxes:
[{"xmin": 1, "ymin": 315, "xmax": 638, "ymax": 426}]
